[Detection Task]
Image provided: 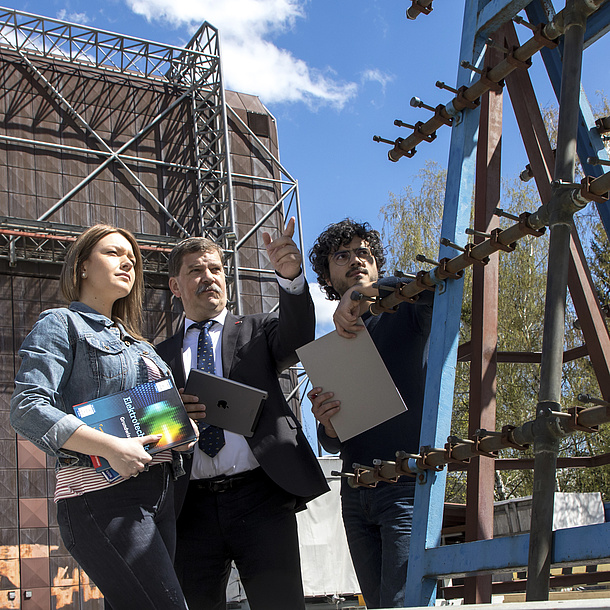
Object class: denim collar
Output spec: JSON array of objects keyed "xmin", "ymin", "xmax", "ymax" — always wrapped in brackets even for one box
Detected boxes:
[
  {"xmin": 68, "ymin": 301, "xmax": 114, "ymax": 325},
  {"xmin": 67, "ymin": 301, "xmax": 136, "ymax": 341}
]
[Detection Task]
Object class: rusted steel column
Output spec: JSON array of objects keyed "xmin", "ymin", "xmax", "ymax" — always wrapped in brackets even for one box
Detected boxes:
[
  {"xmin": 505, "ymin": 21, "xmax": 610, "ymax": 405},
  {"xmin": 463, "ymin": 34, "xmax": 503, "ymax": 606},
  {"xmin": 567, "ymin": 230, "xmax": 610, "ymax": 400},
  {"xmin": 504, "ymin": 23, "xmax": 554, "ymax": 205}
]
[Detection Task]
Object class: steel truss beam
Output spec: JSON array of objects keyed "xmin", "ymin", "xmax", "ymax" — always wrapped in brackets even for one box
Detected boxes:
[
  {"xmin": 0, "ymin": 217, "xmax": 175, "ymax": 275},
  {"xmin": 400, "ymin": 0, "xmax": 610, "ymax": 606},
  {"xmin": 0, "ymin": 6, "xmax": 302, "ymax": 315},
  {"xmin": 0, "ymin": 7, "xmax": 216, "ymax": 83}
]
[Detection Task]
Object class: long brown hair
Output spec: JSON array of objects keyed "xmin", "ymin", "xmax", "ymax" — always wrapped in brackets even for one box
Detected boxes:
[{"xmin": 60, "ymin": 225, "xmax": 145, "ymax": 340}]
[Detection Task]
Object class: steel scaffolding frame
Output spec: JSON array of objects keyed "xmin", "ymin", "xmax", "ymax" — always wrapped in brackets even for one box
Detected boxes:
[
  {"xmin": 0, "ymin": 6, "xmax": 302, "ymax": 313},
  {"xmin": 362, "ymin": 0, "xmax": 610, "ymax": 606},
  {"xmin": 405, "ymin": 1, "xmax": 610, "ymax": 605}
]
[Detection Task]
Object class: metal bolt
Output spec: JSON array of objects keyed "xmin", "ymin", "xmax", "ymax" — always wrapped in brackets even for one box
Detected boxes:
[
  {"xmin": 440, "ymin": 237, "xmax": 466, "ymax": 252},
  {"xmin": 373, "ymin": 134, "xmax": 396, "ymax": 145},
  {"xmin": 513, "ymin": 15, "xmax": 538, "ymax": 31},
  {"xmin": 460, "ymin": 60, "xmax": 484, "ymax": 75},
  {"xmin": 436, "ymin": 80, "xmax": 458, "ymax": 94},
  {"xmin": 416, "ymin": 254, "xmax": 439, "ymax": 266},
  {"xmin": 466, "ymin": 228, "xmax": 492, "ymax": 238},
  {"xmin": 494, "ymin": 207, "xmax": 520, "ymax": 222},
  {"xmin": 410, "ymin": 96, "xmax": 436, "ymax": 112},
  {"xmin": 394, "ymin": 119, "xmax": 415, "ymax": 129}
]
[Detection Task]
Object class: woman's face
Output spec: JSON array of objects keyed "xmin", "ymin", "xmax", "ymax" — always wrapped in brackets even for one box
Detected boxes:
[{"xmin": 80, "ymin": 233, "xmax": 137, "ymax": 308}]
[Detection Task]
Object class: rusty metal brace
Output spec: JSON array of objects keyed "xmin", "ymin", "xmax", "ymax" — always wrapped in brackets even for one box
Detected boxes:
[
  {"xmin": 506, "ymin": 49, "xmax": 532, "ymax": 71},
  {"xmin": 533, "ymin": 23, "xmax": 559, "ymax": 50},
  {"xmin": 489, "ymin": 227, "xmax": 516, "ymax": 253},
  {"xmin": 462, "ymin": 242, "xmax": 490, "ymax": 266},
  {"xmin": 419, "ymin": 445, "xmax": 447, "ymax": 471},
  {"xmin": 580, "ymin": 175, "xmax": 609, "ymax": 205},
  {"xmin": 472, "ymin": 430, "xmax": 500, "ymax": 459},
  {"xmin": 370, "ymin": 281, "xmax": 418, "ymax": 314},
  {"xmin": 434, "ymin": 103, "xmax": 454, "ymax": 127},
  {"xmin": 394, "ymin": 451, "xmax": 423, "ymax": 479},
  {"xmin": 372, "ymin": 460, "xmax": 401, "ymax": 483},
  {"xmin": 479, "ymin": 67, "xmax": 504, "ymax": 93},
  {"xmin": 371, "ymin": 298, "xmax": 400, "ymax": 314},
  {"xmin": 455, "ymin": 86, "xmax": 480, "ymax": 111},
  {"xmin": 351, "ymin": 467, "xmax": 379, "ymax": 488},
  {"xmin": 445, "ymin": 436, "xmax": 474, "ymax": 464},
  {"xmin": 393, "ymin": 281, "xmax": 421, "ymax": 305},
  {"xmin": 435, "ymin": 257, "xmax": 465, "ymax": 280},
  {"xmin": 518, "ymin": 212, "xmax": 546, "ymax": 237},
  {"xmin": 566, "ymin": 405, "xmax": 600, "ymax": 433},
  {"xmin": 501, "ymin": 424, "xmax": 530, "ymax": 450},
  {"xmin": 392, "ymin": 136, "xmax": 417, "ymax": 158},
  {"xmin": 415, "ymin": 269, "xmax": 436, "ymax": 292},
  {"xmin": 414, "ymin": 120, "xmax": 437, "ymax": 143}
]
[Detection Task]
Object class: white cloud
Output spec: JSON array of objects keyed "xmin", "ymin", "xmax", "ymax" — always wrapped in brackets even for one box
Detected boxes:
[
  {"xmin": 309, "ymin": 282, "xmax": 336, "ymax": 338},
  {"xmin": 362, "ymin": 68, "xmax": 394, "ymax": 89},
  {"xmin": 57, "ymin": 10, "xmax": 91, "ymax": 24},
  {"xmin": 125, "ymin": 0, "xmax": 357, "ymax": 107}
]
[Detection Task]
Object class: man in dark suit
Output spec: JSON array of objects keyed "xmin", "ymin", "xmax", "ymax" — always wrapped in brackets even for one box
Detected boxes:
[{"xmin": 156, "ymin": 218, "xmax": 329, "ymax": 610}]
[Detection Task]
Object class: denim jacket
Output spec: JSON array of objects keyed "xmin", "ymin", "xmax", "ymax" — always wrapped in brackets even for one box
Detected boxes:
[{"xmin": 11, "ymin": 301, "xmax": 185, "ymax": 476}]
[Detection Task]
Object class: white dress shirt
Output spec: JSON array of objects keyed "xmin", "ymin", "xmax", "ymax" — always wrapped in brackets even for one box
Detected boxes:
[{"xmin": 183, "ymin": 272, "xmax": 305, "ymax": 479}]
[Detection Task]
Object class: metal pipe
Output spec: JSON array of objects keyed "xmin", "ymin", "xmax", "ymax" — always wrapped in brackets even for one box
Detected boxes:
[
  {"xmin": 343, "ymin": 393, "xmax": 610, "ymax": 485},
  {"xmin": 526, "ymin": 409, "xmax": 561, "ymax": 600},
  {"xmin": 388, "ymin": 0, "xmax": 606, "ymax": 162},
  {"xmin": 526, "ymin": 1, "xmax": 586, "ymax": 600}
]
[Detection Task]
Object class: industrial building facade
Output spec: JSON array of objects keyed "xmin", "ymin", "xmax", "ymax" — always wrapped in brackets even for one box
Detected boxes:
[{"xmin": 0, "ymin": 8, "xmax": 302, "ymax": 608}]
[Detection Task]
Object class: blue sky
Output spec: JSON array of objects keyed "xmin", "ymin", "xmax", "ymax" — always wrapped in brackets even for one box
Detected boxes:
[
  {"xmin": 5, "ymin": 0, "xmax": 607, "ymax": 331},
  {"xmin": 4, "ymin": 0, "xmax": 609, "ymax": 447}
]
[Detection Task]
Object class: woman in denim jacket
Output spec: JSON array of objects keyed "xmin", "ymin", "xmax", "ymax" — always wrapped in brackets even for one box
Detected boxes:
[{"xmin": 11, "ymin": 225, "xmax": 193, "ymax": 610}]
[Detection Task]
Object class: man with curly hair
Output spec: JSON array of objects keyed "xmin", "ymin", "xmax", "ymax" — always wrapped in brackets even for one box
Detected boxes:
[{"xmin": 308, "ymin": 218, "xmax": 433, "ymax": 609}]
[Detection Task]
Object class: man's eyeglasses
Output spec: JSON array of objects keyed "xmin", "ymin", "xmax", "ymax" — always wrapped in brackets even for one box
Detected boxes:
[{"xmin": 330, "ymin": 247, "xmax": 373, "ymax": 266}]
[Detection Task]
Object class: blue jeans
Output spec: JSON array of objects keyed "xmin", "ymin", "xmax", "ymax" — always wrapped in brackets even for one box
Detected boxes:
[
  {"xmin": 57, "ymin": 463, "xmax": 188, "ymax": 610},
  {"xmin": 341, "ymin": 478, "xmax": 415, "ymax": 609}
]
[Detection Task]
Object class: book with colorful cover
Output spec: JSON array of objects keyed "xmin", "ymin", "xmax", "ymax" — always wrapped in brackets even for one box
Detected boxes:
[{"xmin": 73, "ymin": 377, "xmax": 195, "ymax": 481}]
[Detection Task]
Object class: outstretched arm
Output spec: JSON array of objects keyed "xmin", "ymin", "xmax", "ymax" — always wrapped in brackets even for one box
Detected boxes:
[
  {"xmin": 263, "ymin": 216, "xmax": 302, "ymax": 281},
  {"xmin": 333, "ymin": 285, "xmax": 373, "ymax": 338}
]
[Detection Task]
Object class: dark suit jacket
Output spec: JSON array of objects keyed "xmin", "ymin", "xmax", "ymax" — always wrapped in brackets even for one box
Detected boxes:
[{"xmin": 156, "ymin": 286, "xmax": 329, "ymax": 507}]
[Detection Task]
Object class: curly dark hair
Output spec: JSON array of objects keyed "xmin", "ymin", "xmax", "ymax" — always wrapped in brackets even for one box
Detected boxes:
[{"xmin": 308, "ymin": 218, "xmax": 386, "ymax": 300}]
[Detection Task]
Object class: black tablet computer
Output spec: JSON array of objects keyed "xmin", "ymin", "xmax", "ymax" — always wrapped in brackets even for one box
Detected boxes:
[{"xmin": 184, "ymin": 370, "xmax": 267, "ymax": 437}]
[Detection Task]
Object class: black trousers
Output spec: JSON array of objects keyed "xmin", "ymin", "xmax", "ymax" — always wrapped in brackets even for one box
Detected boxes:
[{"xmin": 175, "ymin": 468, "xmax": 305, "ymax": 610}]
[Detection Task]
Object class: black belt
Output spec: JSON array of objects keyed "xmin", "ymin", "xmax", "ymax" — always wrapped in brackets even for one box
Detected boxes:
[{"xmin": 189, "ymin": 467, "xmax": 264, "ymax": 493}]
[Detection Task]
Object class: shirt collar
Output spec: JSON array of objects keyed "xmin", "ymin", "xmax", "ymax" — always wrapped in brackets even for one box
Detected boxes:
[{"xmin": 184, "ymin": 308, "xmax": 228, "ymax": 336}]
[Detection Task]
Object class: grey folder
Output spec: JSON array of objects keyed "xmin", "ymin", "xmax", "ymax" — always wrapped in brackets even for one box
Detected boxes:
[
  {"xmin": 297, "ymin": 326, "xmax": 407, "ymax": 442},
  {"xmin": 184, "ymin": 370, "xmax": 267, "ymax": 437}
]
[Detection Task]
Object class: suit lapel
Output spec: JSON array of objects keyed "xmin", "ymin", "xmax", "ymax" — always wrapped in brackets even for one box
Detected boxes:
[
  {"xmin": 221, "ymin": 312, "xmax": 243, "ymax": 377},
  {"xmin": 165, "ymin": 325, "xmax": 187, "ymax": 388}
]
